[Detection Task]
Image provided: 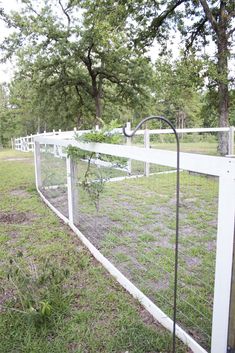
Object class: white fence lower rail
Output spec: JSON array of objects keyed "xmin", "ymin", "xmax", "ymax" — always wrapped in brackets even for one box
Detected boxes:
[{"xmin": 33, "ymin": 136, "xmax": 235, "ymax": 353}]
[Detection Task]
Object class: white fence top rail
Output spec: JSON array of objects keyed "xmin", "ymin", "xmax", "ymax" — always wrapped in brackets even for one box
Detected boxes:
[
  {"xmin": 14, "ymin": 126, "xmax": 233, "ymax": 140},
  {"xmin": 34, "ymin": 135, "xmax": 235, "ymax": 178},
  {"xmin": 132, "ymin": 127, "xmax": 231, "ymax": 135}
]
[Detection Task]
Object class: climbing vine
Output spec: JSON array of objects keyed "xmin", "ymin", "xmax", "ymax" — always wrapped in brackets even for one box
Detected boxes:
[{"xmin": 67, "ymin": 121, "xmax": 127, "ymax": 215}]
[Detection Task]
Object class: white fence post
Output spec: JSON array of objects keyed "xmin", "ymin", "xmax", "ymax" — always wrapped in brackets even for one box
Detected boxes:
[
  {"xmin": 229, "ymin": 126, "xmax": 234, "ymax": 155},
  {"xmin": 144, "ymin": 129, "xmax": 150, "ymax": 177},
  {"xmin": 95, "ymin": 125, "xmax": 100, "ymax": 166},
  {"xmin": 53, "ymin": 130, "xmax": 56, "ymax": 156},
  {"xmin": 211, "ymin": 173, "xmax": 235, "ymax": 353},
  {"xmin": 34, "ymin": 141, "xmax": 42, "ymax": 189},
  {"xmin": 66, "ymin": 156, "xmax": 78, "ymax": 225},
  {"xmin": 227, "ymin": 238, "xmax": 235, "ymax": 352},
  {"xmin": 126, "ymin": 122, "xmax": 132, "ymax": 174},
  {"xmin": 30, "ymin": 135, "xmax": 33, "ymax": 151},
  {"xmin": 25, "ymin": 136, "xmax": 27, "ymax": 151}
]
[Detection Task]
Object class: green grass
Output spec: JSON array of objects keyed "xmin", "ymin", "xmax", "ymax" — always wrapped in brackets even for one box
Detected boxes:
[
  {"xmin": 131, "ymin": 136, "xmax": 219, "ymax": 155},
  {"xmin": 71, "ymin": 161, "xmax": 218, "ymax": 350},
  {"xmin": 0, "ymin": 149, "xmax": 188, "ymax": 353},
  {"xmin": 0, "ymin": 148, "xmax": 33, "ymax": 160},
  {"xmin": 150, "ymin": 141, "xmax": 218, "ymax": 155}
]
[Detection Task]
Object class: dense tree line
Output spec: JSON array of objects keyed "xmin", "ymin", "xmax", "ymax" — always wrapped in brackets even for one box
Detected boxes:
[{"xmin": 0, "ymin": 0, "xmax": 234, "ymax": 153}]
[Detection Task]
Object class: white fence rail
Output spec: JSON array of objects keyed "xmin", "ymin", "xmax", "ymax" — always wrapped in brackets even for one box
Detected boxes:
[
  {"xmin": 13, "ymin": 128, "xmax": 90, "ymax": 152},
  {"xmin": 33, "ymin": 133, "xmax": 235, "ymax": 353},
  {"xmin": 13, "ymin": 125, "xmax": 235, "ymax": 156}
]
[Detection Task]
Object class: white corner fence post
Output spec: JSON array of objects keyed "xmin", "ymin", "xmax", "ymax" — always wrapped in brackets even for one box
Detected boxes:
[
  {"xmin": 66, "ymin": 156, "xmax": 78, "ymax": 225},
  {"xmin": 227, "ymin": 239, "xmax": 235, "ymax": 352},
  {"xmin": 228, "ymin": 126, "xmax": 234, "ymax": 155},
  {"xmin": 25, "ymin": 136, "xmax": 28, "ymax": 151},
  {"xmin": 144, "ymin": 129, "xmax": 150, "ymax": 177},
  {"xmin": 34, "ymin": 141, "xmax": 42, "ymax": 189},
  {"xmin": 126, "ymin": 122, "xmax": 132, "ymax": 174},
  {"xmin": 53, "ymin": 130, "xmax": 57, "ymax": 156},
  {"xmin": 31, "ymin": 134, "xmax": 34, "ymax": 152},
  {"xmin": 211, "ymin": 167, "xmax": 235, "ymax": 353}
]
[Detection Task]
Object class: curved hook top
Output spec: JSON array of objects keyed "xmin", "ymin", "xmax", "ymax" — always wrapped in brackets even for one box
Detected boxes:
[{"xmin": 123, "ymin": 115, "xmax": 178, "ymax": 142}]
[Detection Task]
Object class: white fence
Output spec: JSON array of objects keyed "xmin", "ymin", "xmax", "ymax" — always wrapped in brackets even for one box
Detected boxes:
[
  {"xmin": 13, "ymin": 128, "xmax": 90, "ymax": 152},
  {"xmin": 33, "ymin": 133, "xmax": 235, "ymax": 353},
  {"xmin": 13, "ymin": 125, "xmax": 235, "ymax": 156}
]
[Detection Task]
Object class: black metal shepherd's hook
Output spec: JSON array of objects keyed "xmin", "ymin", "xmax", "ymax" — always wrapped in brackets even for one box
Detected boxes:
[{"xmin": 123, "ymin": 116, "xmax": 180, "ymax": 353}]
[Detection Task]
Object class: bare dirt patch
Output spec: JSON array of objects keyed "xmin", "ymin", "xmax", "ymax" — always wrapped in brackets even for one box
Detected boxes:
[
  {"xmin": 0, "ymin": 288, "xmax": 15, "ymax": 312},
  {"xmin": 0, "ymin": 211, "xmax": 35, "ymax": 224},
  {"xmin": 10, "ymin": 189, "xmax": 30, "ymax": 198}
]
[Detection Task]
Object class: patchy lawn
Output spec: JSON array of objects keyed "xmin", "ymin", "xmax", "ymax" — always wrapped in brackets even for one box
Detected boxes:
[
  {"xmin": 0, "ymin": 149, "xmax": 188, "ymax": 353},
  {"xmin": 39, "ymin": 149, "xmax": 218, "ymax": 350}
]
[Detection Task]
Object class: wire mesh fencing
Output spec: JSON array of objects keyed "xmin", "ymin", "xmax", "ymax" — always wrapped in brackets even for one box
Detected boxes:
[
  {"xmin": 39, "ymin": 144, "xmax": 69, "ymax": 218},
  {"xmin": 74, "ymin": 156, "xmax": 218, "ymax": 351},
  {"xmin": 38, "ymin": 144, "xmax": 218, "ymax": 351},
  {"xmin": 35, "ymin": 136, "xmax": 235, "ymax": 353}
]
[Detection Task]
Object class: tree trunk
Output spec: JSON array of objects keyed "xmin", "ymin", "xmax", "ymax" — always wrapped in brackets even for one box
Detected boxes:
[
  {"xmin": 95, "ymin": 93, "xmax": 102, "ymax": 121},
  {"xmin": 217, "ymin": 25, "xmax": 229, "ymax": 155},
  {"xmin": 37, "ymin": 116, "xmax": 41, "ymax": 133},
  {"xmin": 92, "ymin": 76, "xmax": 102, "ymax": 125}
]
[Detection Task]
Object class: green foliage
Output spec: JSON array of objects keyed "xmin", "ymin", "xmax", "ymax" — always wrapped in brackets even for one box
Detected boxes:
[
  {"xmin": 82, "ymin": 159, "xmax": 105, "ymax": 213},
  {"xmin": 67, "ymin": 145, "xmax": 87, "ymax": 160},
  {"xmin": 0, "ymin": 84, "xmax": 15, "ymax": 146},
  {"xmin": 1, "ymin": 1, "xmax": 153, "ymax": 132},
  {"xmin": 153, "ymin": 54, "xmax": 204, "ymax": 127},
  {"xmin": 1, "ymin": 0, "xmax": 234, "ymax": 144},
  {"xmin": 67, "ymin": 121, "xmax": 126, "ymax": 213},
  {"xmin": 77, "ymin": 120, "xmax": 122, "ymax": 144},
  {"xmin": 124, "ymin": 0, "xmax": 235, "ymax": 153}
]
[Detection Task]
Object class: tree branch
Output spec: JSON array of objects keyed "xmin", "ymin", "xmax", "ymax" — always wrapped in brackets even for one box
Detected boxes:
[
  {"xmin": 199, "ymin": 0, "xmax": 219, "ymax": 34},
  {"xmin": 58, "ymin": 0, "xmax": 71, "ymax": 29},
  {"xmin": 96, "ymin": 69, "xmax": 127, "ymax": 85},
  {"xmin": 228, "ymin": 26, "xmax": 235, "ymax": 37},
  {"xmin": 81, "ymin": 43, "xmax": 94, "ymax": 76},
  {"xmin": 0, "ymin": 9, "xmax": 17, "ymax": 28},
  {"xmin": 26, "ymin": 3, "xmax": 40, "ymax": 17},
  {"xmin": 75, "ymin": 85, "xmax": 84, "ymax": 106},
  {"xmin": 227, "ymin": 10, "xmax": 235, "ymax": 21},
  {"xmin": 186, "ymin": 17, "xmax": 208, "ymax": 50},
  {"xmin": 150, "ymin": 0, "xmax": 185, "ymax": 31}
]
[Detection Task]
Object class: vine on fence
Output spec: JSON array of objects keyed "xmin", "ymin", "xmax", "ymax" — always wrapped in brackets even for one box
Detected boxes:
[{"xmin": 67, "ymin": 121, "xmax": 126, "ymax": 216}]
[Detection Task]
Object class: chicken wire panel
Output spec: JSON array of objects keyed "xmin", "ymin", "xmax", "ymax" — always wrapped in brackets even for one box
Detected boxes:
[
  {"xmin": 39, "ymin": 144, "xmax": 69, "ymax": 219},
  {"xmin": 73, "ymin": 153, "xmax": 218, "ymax": 351}
]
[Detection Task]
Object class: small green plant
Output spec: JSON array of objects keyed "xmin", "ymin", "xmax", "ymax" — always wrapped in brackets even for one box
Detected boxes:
[
  {"xmin": 82, "ymin": 152, "xmax": 105, "ymax": 214},
  {"xmin": 67, "ymin": 121, "xmax": 127, "ymax": 218},
  {"xmin": 4, "ymin": 256, "xmax": 72, "ymax": 328},
  {"xmin": 77, "ymin": 120, "xmax": 122, "ymax": 144}
]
